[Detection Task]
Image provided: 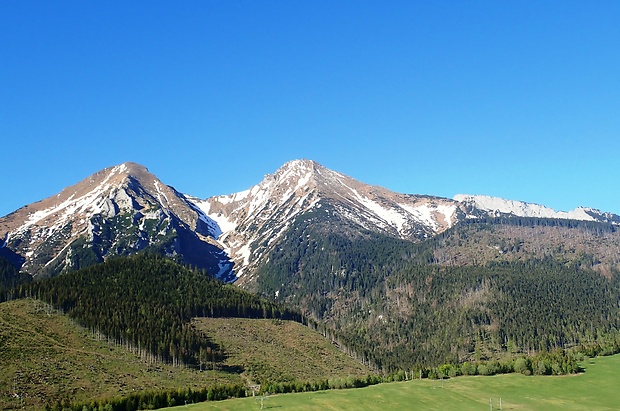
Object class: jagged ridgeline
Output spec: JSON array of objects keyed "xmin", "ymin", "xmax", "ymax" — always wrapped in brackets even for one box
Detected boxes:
[
  {"xmin": 257, "ymin": 214, "xmax": 620, "ymax": 371},
  {"xmin": 11, "ymin": 254, "xmax": 302, "ymax": 367}
]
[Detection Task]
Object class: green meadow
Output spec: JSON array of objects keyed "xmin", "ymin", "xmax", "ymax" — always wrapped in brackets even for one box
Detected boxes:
[{"xmin": 164, "ymin": 354, "xmax": 620, "ymax": 411}]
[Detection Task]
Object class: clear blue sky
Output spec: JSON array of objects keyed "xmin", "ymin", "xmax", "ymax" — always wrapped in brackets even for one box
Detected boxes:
[{"xmin": 1, "ymin": 1, "xmax": 619, "ymax": 218}]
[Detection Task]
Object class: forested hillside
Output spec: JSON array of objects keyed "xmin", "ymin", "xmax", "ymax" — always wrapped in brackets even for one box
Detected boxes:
[
  {"xmin": 10, "ymin": 254, "xmax": 302, "ymax": 368},
  {"xmin": 256, "ymin": 214, "xmax": 620, "ymax": 371}
]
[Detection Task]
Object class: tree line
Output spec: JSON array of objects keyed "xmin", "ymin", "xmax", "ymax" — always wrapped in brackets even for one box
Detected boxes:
[{"xmin": 47, "ymin": 383, "xmax": 246, "ymax": 411}]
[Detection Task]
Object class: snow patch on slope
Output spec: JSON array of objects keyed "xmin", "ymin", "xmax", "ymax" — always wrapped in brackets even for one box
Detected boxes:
[
  {"xmin": 190, "ymin": 198, "xmax": 236, "ymax": 235},
  {"xmin": 359, "ymin": 196, "xmax": 407, "ymax": 232},
  {"xmin": 153, "ymin": 180, "xmax": 170, "ymax": 208},
  {"xmin": 398, "ymin": 202, "xmax": 458, "ymax": 231}
]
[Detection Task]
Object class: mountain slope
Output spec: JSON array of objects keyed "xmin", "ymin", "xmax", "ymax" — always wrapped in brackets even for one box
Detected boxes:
[
  {"xmin": 192, "ymin": 160, "xmax": 620, "ymax": 285},
  {"xmin": 188, "ymin": 161, "xmax": 620, "ymax": 370},
  {"xmin": 253, "ymin": 215, "xmax": 620, "ymax": 370},
  {"xmin": 0, "ymin": 162, "xmax": 233, "ymax": 279},
  {"xmin": 418, "ymin": 217, "xmax": 620, "ymax": 275},
  {"xmin": 192, "ymin": 159, "xmax": 464, "ymax": 284}
]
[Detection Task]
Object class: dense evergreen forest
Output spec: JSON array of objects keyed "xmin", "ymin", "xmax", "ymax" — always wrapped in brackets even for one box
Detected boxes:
[
  {"xmin": 361, "ymin": 259, "xmax": 620, "ymax": 370},
  {"xmin": 0, "ymin": 255, "xmax": 31, "ymax": 297},
  {"xmin": 256, "ymin": 215, "xmax": 620, "ymax": 371},
  {"xmin": 255, "ymin": 207, "xmax": 416, "ymax": 316},
  {"xmin": 10, "ymin": 254, "xmax": 302, "ymax": 368}
]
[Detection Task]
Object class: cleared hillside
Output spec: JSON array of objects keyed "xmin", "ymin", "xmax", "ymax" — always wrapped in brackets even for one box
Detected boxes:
[
  {"xmin": 424, "ymin": 219, "xmax": 620, "ymax": 274},
  {"xmin": 0, "ymin": 298, "xmax": 241, "ymax": 410},
  {"xmin": 193, "ymin": 318, "xmax": 370, "ymax": 384},
  {"xmin": 1, "ymin": 299, "xmax": 369, "ymax": 409}
]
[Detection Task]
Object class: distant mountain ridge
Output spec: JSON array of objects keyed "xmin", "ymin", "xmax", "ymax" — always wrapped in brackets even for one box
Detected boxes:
[
  {"xmin": 455, "ymin": 194, "xmax": 620, "ymax": 224},
  {"xmin": 1, "ymin": 159, "xmax": 618, "ymax": 281},
  {"xmin": 4, "ymin": 159, "xmax": 620, "ymax": 371}
]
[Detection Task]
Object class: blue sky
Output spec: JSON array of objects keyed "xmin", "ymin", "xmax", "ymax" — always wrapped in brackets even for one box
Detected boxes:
[{"xmin": 1, "ymin": 1, "xmax": 619, "ymax": 217}]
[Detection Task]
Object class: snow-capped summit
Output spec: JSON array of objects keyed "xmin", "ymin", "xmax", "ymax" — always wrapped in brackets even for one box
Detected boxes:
[{"xmin": 190, "ymin": 159, "xmax": 463, "ymax": 282}]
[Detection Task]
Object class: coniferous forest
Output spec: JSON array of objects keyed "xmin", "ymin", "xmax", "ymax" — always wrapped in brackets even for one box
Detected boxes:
[
  {"xmin": 0, "ymin": 253, "xmax": 31, "ymax": 293},
  {"xmin": 7, "ymin": 254, "xmax": 302, "ymax": 368},
  {"xmin": 256, "ymin": 215, "xmax": 620, "ymax": 371}
]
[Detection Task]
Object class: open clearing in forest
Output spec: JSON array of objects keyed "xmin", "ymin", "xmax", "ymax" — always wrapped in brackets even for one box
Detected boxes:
[{"xmin": 164, "ymin": 354, "xmax": 620, "ymax": 411}]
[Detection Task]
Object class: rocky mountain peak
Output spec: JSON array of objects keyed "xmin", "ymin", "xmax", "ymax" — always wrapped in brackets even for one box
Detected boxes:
[
  {"xmin": 268, "ymin": 159, "xmax": 360, "ymax": 194},
  {"xmin": 0, "ymin": 162, "xmax": 232, "ymax": 278},
  {"xmin": 276, "ymin": 158, "xmax": 321, "ymax": 177},
  {"xmin": 191, "ymin": 160, "xmax": 464, "ymax": 283},
  {"xmin": 4, "ymin": 159, "xmax": 619, "ymax": 284}
]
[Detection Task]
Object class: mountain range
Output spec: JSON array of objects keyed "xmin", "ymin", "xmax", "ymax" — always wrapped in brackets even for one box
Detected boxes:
[
  {"xmin": 2, "ymin": 159, "xmax": 620, "ymax": 371},
  {"xmin": 1, "ymin": 159, "xmax": 618, "ymax": 283}
]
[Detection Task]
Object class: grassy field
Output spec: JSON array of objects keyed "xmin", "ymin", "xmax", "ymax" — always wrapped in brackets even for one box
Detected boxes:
[
  {"xmin": 0, "ymin": 299, "xmax": 241, "ymax": 410},
  {"xmin": 163, "ymin": 354, "xmax": 620, "ymax": 411},
  {"xmin": 192, "ymin": 317, "xmax": 370, "ymax": 384}
]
